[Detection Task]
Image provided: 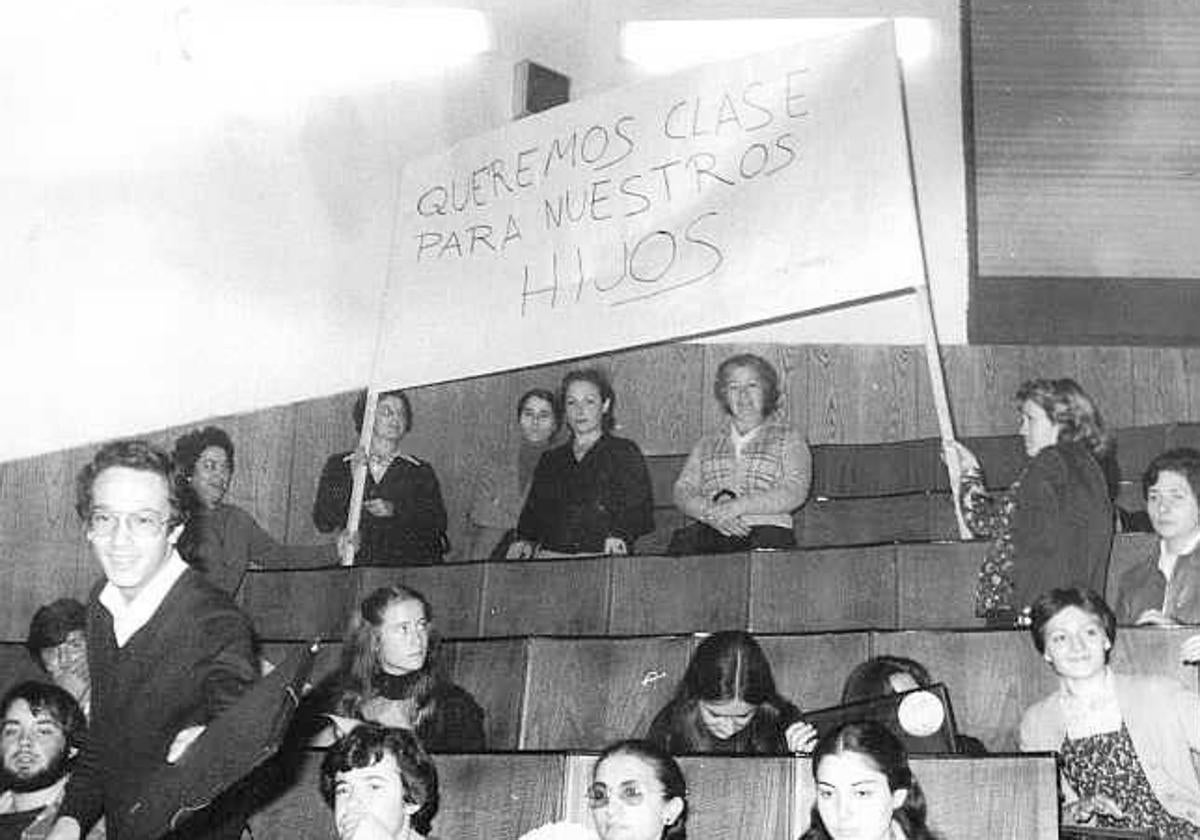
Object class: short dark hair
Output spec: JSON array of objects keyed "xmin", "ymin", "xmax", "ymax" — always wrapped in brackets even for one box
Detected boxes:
[
  {"xmin": 26, "ymin": 599, "xmax": 87, "ymax": 669},
  {"xmin": 805, "ymin": 721, "xmax": 936, "ymax": 840},
  {"xmin": 1, "ymin": 680, "xmax": 87, "ymax": 751},
  {"xmin": 595, "ymin": 739, "xmax": 688, "ymax": 840},
  {"xmin": 714, "ymin": 353, "xmax": 782, "ymax": 418},
  {"xmin": 561, "ymin": 368, "xmax": 616, "ymax": 432},
  {"xmin": 841, "ymin": 656, "xmax": 933, "ymax": 705},
  {"xmin": 1142, "ymin": 448, "xmax": 1200, "ymax": 503},
  {"xmin": 320, "ymin": 724, "xmax": 438, "ymax": 837},
  {"xmin": 1029, "ymin": 587, "xmax": 1118, "ymax": 658},
  {"xmin": 352, "ymin": 389, "xmax": 413, "ymax": 435},
  {"xmin": 74, "ymin": 440, "xmax": 184, "ymax": 527},
  {"xmin": 172, "ymin": 426, "xmax": 235, "ymax": 478},
  {"xmin": 516, "ymin": 388, "xmax": 561, "ymax": 428}
]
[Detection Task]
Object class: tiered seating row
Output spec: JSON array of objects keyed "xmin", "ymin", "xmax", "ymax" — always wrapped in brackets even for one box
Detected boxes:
[
  {"xmin": 242, "ymin": 533, "xmax": 1160, "ymax": 641},
  {"xmin": 257, "ymin": 625, "xmax": 1199, "ymax": 754},
  {"xmin": 248, "ymin": 750, "xmax": 1058, "ymax": 840}
]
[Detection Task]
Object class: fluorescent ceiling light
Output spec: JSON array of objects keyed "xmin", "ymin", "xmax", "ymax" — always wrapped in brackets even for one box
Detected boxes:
[{"xmin": 621, "ymin": 18, "xmax": 934, "ymax": 75}]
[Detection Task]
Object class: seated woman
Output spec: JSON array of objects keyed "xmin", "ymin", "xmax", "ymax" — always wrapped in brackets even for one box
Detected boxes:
[
  {"xmin": 313, "ymin": 585, "xmax": 485, "ymax": 752},
  {"xmin": 1115, "ymin": 448, "xmax": 1200, "ymax": 626},
  {"xmin": 839, "ymin": 656, "xmax": 986, "ymax": 754},
  {"xmin": 943, "ymin": 378, "xmax": 1114, "ymax": 626},
  {"xmin": 519, "ymin": 738, "xmax": 688, "ymax": 840},
  {"xmin": 320, "ymin": 723, "xmax": 438, "ymax": 840},
  {"xmin": 174, "ymin": 425, "xmax": 348, "ymax": 594},
  {"xmin": 465, "ymin": 388, "xmax": 560, "ymax": 560},
  {"xmin": 800, "ymin": 720, "xmax": 940, "ymax": 840},
  {"xmin": 510, "ymin": 369, "xmax": 653, "ymax": 558},
  {"xmin": 313, "ymin": 389, "xmax": 448, "ymax": 565},
  {"xmin": 1020, "ymin": 586, "xmax": 1200, "ymax": 836},
  {"xmin": 645, "ymin": 630, "xmax": 815, "ymax": 755},
  {"xmin": 671, "ymin": 353, "xmax": 811, "ymax": 554}
]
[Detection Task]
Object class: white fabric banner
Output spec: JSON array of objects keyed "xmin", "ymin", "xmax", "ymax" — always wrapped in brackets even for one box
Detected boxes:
[{"xmin": 375, "ymin": 23, "xmax": 924, "ymax": 389}]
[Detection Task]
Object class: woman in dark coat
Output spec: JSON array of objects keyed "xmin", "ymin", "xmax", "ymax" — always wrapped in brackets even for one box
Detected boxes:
[{"xmin": 943, "ymin": 378, "xmax": 1114, "ymax": 627}]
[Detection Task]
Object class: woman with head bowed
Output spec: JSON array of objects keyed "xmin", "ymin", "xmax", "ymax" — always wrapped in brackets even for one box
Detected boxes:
[
  {"xmin": 645, "ymin": 630, "xmax": 815, "ymax": 755},
  {"xmin": 509, "ymin": 369, "xmax": 653, "ymax": 558},
  {"xmin": 943, "ymin": 378, "xmax": 1114, "ymax": 626},
  {"xmin": 313, "ymin": 389, "xmax": 449, "ymax": 565},
  {"xmin": 800, "ymin": 720, "xmax": 939, "ymax": 840},
  {"xmin": 315, "ymin": 585, "xmax": 485, "ymax": 753},
  {"xmin": 671, "ymin": 353, "xmax": 811, "ymax": 554},
  {"xmin": 1019, "ymin": 587, "xmax": 1200, "ymax": 836},
  {"xmin": 174, "ymin": 425, "xmax": 350, "ymax": 594},
  {"xmin": 466, "ymin": 388, "xmax": 561, "ymax": 559}
]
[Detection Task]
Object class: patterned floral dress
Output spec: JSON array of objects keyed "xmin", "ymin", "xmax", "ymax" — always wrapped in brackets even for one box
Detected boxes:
[
  {"xmin": 1060, "ymin": 724, "xmax": 1200, "ymax": 839},
  {"xmin": 959, "ymin": 467, "xmax": 1022, "ymax": 618}
]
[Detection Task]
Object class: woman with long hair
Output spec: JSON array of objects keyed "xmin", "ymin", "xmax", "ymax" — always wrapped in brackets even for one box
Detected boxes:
[
  {"xmin": 646, "ymin": 630, "xmax": 815, "ymax": 755},
  {"xmin": 320, "ymin": 584, "xmax": 484, "ymax": 752},
  {"xmin": 801, "ymin": 720, "xmax": 939, "ymax": 840}
]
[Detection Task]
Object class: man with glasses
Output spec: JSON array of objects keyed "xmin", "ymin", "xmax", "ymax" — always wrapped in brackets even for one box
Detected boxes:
[
  {"xmin": 25, "ymin": 600, "xmax": 90, "ymax": 719},
  {"xmin": 45, "ymin": 440, "xmax": 257, "ymax": 840}
]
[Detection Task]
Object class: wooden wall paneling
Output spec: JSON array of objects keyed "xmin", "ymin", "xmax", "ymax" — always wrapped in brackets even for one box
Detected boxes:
[
  {"xmin": 942, "ymin": 345, "xmax": 1017, "ymax": 437},
  {"xmin": 1184, "ymin": 350, "xmax": 1200, "ymax": 422},
  {"xmin": 1061, "ymin": 346, "xmax": 1134, "ymax": 431},
  {"xmin": 869, "ymin": 630, "xmax": 1056, "ymax": 751},
  {"xmin": 795, "ymin": 496, "xmax": 955, "ymax": 546},
  {"xmin": 749, "ymin": 546, "xmax": 897, "ymax": 632},
  {"xmin": 355, "ymin": 562, "xmax": 484, "ymax": 641},
  {"xmin": 0, "ymin": 447, "xmax": 92, "ymax": 545},
  {"xmin": 479, "ymin": 558, "xmax": 611, "ymax": 637},
  {"xmin": 285, "ymin": 392, "xmax": 358, "ymax": 545},
  {"xmin": 607, "ymin": 553, "xmax": 749, "ymax": 636},
  {"xmin": 1106, "ymin": 532, "xmax": 1157, "ymax": 607},
  {"xmin": 803, "ymin": 346, "xmax": 921, "ymax": 445},
  {"xmin": 757, "ymin": 632, "xmax": 872, "ymax": 714},
  {"xmin": 895, "ymin": 541, "xmax": 989, "ymax": 629},
  {"xmin": 1131, "ymin": 349, "xmax": 1189, "ymax": 428},
  {"xmin": 519, "ymin": 635, "xmax": 692, "ymax": 750},
  {"xmin": 810, "ymin": 439, "xmax": 943, "ymax": 498},
  {"xmin": 563, "ymin": 753, "xmax": 794, "ymax": 840},
  {"xmin": 405, "ymin": 374, "xmax": 518, "ymax": 562},
  {"xmin": 795, "ymin": 755, "xmax": 1058, "ymax": 839},
  {"xmin": 438, "ymin": 753, "xmax": 566, "ymax": 839},
  {"xmin": 1113, "ymin": 627, "xmax": 1200, "ymax": 691},
  {"xmin": 0, "ymin": 642, "xmax": 47, "ymax": 700},
  {"xmin": 0, "ymin": 540, "xmax": 84, "ymax": 642},
  {"xmin": 1166, "ymin": 422, "xmax": 1200, "ymax": 452},
  {"xmin": 240, "ymin": 567, "xmax": 357, "ymax": 641},
  {"xmin": 443, "ymin": 637, "xmax": 529, "ymax": 750},
  {"xmin": 605, "ymin": 343, "xmax": 704, "ymax": 456},
  {"xmin": 645, "ymin": 454, "xmax": 687, "ymax": 513}
]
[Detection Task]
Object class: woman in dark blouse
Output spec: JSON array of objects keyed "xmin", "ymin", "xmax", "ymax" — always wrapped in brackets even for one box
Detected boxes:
[
  {"xmin": 313, "ymin": 389, "xmax": 448, "ymax": 565},
  {"xmin": 509, "ymin": 368, "xmax": 653, "ymax": 558}
]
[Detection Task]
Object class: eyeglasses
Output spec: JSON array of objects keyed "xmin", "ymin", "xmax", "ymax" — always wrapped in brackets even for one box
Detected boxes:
[
  {"xmin": 87, "ymin": 509, "xmax": 171, "ymax": 539},
  {"xmin": 587, "ymin": 781, "xmax": 658, "ymax": 810}
]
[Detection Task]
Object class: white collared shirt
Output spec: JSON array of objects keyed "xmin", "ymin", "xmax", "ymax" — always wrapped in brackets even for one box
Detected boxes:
[{"xmin": 98, "ymin": 550, "xmax": 189, "ymax": 647}]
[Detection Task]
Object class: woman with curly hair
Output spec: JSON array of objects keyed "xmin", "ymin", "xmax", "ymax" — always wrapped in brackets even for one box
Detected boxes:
[{"xmin": 943, "ymin": 378, "xmax": 1114, "ymax": 626}]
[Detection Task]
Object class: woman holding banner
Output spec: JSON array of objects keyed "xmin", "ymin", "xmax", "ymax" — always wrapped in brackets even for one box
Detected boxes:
[
  {"xmin": 509, "ymin": 368, "xmax": 653, "ymax": 558},
  {"xmin": 313, "ymin": 389, "xmax": 448, "ymax": 565},
  {"xmin": 669, "ymin": 353, "xmax": 811, "ymax": 554},
  {"xmin": 942, "ymin": 378, "xmax": 1113, "ymax": 627}
]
